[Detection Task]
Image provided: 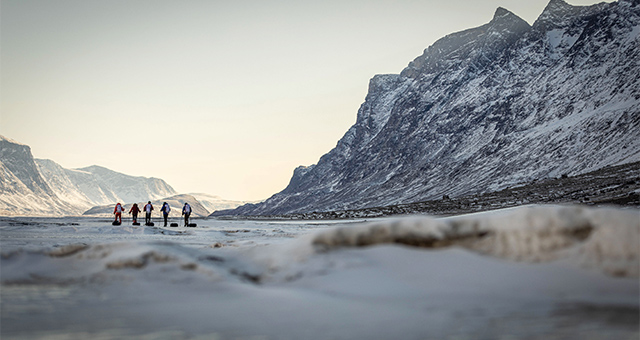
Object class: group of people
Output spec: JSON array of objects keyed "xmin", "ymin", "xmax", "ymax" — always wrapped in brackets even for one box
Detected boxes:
[{"xmin": 113, "ymin": 201, "xmax": 193, "ymax": 226}]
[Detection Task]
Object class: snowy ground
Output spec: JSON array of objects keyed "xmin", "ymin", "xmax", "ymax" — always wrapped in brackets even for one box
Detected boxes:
[{"xmin": 1, "ymin": 205, "xmax": 638, "ymax": 339}]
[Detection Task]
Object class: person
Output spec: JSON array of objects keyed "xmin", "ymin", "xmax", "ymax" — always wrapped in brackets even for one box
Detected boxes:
[
  {"xmin": 144, "ymin": 201, "xmax": 154, "ymax": 225},
  {"xmin": 160, "ymin": 202, "xmax": 171, "ymax": 227},
  {"xmin": 182, "ymin": 202, "xmax": 192, "ymax": 226},
  {"xmin": 113, "ymin": 202, "xmax": 124, "ymax": 224},
  {"xmin": 129, "ymin": 203, "xmax": 141, "ymax": 224}
]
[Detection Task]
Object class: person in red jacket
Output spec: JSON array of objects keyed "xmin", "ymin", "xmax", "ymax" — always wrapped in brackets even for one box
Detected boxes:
[
  {"xmin": 113, "ymin": 202, "xmax": 124, "ymax": 224},
  {"xmin": 129, "ymin": 203, "xmax": 141, "ymax": 224}
]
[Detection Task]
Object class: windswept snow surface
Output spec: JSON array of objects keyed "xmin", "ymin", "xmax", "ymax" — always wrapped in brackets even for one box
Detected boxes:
[{"xmin": 1, "ymin": 205, "xmax": 638, "ymax": 339}]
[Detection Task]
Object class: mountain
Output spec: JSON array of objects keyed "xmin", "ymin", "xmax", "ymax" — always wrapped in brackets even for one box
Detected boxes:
[
  {"xmin": 82, "ymin": 194, "xmax": 210, "ymax": 218},
  {"xmin": 1, "ymin": 135, "xmax": 178, "ymax": 216},
  {"xmin": 215, "ymin": 0, "xmax": 640, "ymax": 216},
  {"xmin": 34, "ymin": 159, "xmax": 95, "ymax": 211},
  {"xmin": 34, "ymin": 161, "xmax": 177, "ymax": 213},
  {"xmin": 48, "ymin": 163, "xmax": 176, "ymax": 206},
  {"xmin": 0, "ymin": 136, "xmax": 77, "ymax": 216},
  {"xmin": 188, "ymin": 193, "xmax": 258, "ymax": 213}
]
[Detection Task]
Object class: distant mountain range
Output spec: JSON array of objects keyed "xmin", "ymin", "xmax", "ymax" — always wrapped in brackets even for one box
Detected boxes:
[
  {"xmin": 215, "ymin": 0, "xmax": 640, "ymax": 216},
  {"xmin": 0, "ymin": 135, "xmax": 247, "ymax": 216},
  {"xmin": 35, "ymin": 160, "xmax": 177, "ymax": 212}
]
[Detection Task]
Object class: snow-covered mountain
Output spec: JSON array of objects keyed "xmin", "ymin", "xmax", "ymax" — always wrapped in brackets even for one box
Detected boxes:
[
  {"xmin": 216, "ymin": 0, "xmax": 640, "ymax": 216},
  {"xmin": 0, "ymin": 136, "xmax": 178, "ymax": 216},
  {"xmin": 39, "ymin": 162, "xmax": 177, "ymax": 208},
  {"xmin": 35, "ymin": 161, "xmax": 177, "ymax": 213},
  {"xmin": 34, "ymin": 159, "xmax": 96, "ymax": 211},
  {"xmin": 188, "ymin": 193, "xmax": 258, "ymax": 213},
  {"xmin": 0, "ymin": 136, "xmax": 77, "ymax": 216}
]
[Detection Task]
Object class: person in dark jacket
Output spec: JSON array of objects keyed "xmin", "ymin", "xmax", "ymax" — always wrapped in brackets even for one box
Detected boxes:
[
  {"xmin": 160, "ymin": 202, "xmax": 171, "ymax": 227},
  {"xmin": 129, "ymin": 203, "xmax": 141, "ymax": 224}
]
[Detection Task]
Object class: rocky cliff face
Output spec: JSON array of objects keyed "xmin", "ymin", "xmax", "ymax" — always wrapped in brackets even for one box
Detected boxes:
[
  {"xmin": 0, "ymin": 136, "xmax": 77, "ymax": 215},
  {"xmin": 217, "ymin": 0, "xmax": 640, "ymax": 216}
]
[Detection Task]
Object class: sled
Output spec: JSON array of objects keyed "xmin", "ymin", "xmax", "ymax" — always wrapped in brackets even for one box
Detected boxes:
[
  {"xmin": 170, "ymin": 223, "xmax": 179, "ymax": 227},
  {"xmin": 112, "ymin": 221, "xmax": 121, "ymax": 226},
  {"xmin": 187, "ymin": 223, "xmax": 197, "ymax": 228},
  {"xmin": 132, "ymin": 222, "xmax": 141, "ymax": 226},
  {"xmin": 145, "ymin": 222, "xmax": 155, "ymax": 226}
]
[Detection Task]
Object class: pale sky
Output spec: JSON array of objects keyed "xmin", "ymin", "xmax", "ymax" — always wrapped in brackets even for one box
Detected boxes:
[{"xmin": 0, "ymin": 0, "xmax": 613, "ymax": 201}]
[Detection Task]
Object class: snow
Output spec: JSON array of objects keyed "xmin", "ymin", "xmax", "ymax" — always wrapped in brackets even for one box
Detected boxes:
[
  {"xmin": 189, "ymin": 192, "xmax": 256, "ymax": 213},
  {"xmin": 629, "ymin": 24, "xmax": 640, "ymax": 42},
  {"xmin": 1, "ymin": 205, "xmax": 638, "ymax": 339}
]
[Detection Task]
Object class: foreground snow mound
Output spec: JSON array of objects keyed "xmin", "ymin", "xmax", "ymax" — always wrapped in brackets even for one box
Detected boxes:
[
  {"xmin": 1, "ymin": 242, "xmax": 223, "ymax": 285},
  {"xmin": 1, "ymin": 208, "xmax": 637, "ymax": 339},
  {"xmin": 310, "ymin": 205, "xmax": 639, "ymax": 277}
]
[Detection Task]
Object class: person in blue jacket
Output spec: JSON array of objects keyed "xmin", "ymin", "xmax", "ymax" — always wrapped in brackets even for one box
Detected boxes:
[
  {"xmin": 160, "ymin": 202, "xmax": 171, "ymax": 227},
  {"xmin": 182, "ymin": 202, "xmax": 192, "ymax": 227}
]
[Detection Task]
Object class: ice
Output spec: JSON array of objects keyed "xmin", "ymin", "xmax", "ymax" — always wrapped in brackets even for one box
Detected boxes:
[{"xmin": 1, "ymin": 205, "xmax": 638, "ymax": 339}]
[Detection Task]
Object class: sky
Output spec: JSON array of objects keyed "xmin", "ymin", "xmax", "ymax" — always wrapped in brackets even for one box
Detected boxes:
[{"xmin": 0, "ymin": 0, "xmax": 613, "ymax": 202}]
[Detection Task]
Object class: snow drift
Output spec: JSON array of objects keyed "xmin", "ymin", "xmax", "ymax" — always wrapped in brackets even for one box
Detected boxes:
[{"xmin": 308, "ymin": 205, "xmax": 639, "ymax": 277}]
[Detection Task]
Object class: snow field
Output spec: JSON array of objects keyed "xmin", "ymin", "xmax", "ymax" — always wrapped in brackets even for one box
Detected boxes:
[{"xmin": 1, "ymin": 205, "xmax": 638, "ymax": 339}]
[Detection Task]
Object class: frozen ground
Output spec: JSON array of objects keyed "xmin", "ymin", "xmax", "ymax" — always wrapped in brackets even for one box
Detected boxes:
[{"xmin": 1, "ymin": 205, "xmax": 638, "ymax": 339}]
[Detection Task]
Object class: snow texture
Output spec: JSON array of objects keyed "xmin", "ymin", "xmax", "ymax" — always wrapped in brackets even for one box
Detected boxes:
[
  {"xmin": 309, "ymin": 205, "xmax": 640, "ymax": 277},
  {"xmin": 1, "ymin": 205, "xmax": 638, "ymax": 339}
]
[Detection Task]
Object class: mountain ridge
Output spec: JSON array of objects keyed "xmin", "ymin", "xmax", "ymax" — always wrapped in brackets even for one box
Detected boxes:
[
  {"xmin": 1, "ymin": 135, "xmax": 250, "ymax": 216},
  {"xmin": 0, "ymin": 137, "xmax": 77, "ymax": 216},
  {"xmin": 215, "ymin": 0, "xmax": 640, "ymax": 216},
  {"xmin": 1, "ymin": 136, "xmax": 174, "ymax": 216}
]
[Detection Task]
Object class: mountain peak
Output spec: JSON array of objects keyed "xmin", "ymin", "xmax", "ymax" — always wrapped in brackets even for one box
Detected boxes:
[
  {"xmin": 489, "ymin": 6, "xmax": 531, "ymax": 32},
  {"xmin": 491, "ymin": 7, "xmax": 530, "ymax": 28},
  {"xmin": 545, "ymin": 0, "xmax": 573, "ymax": 12},
  {"xmin": 0, "ymin": 134, "xmax": 27, "ymax": 146},
  {"xmin": 78, "ymin": 165, "xmax": 108, "ymax": 172},
  {"xmin": 533, "ymin": 0, "xmax": 612, "ymax": 32},
  {"xmin": 493, "ymin": 7, "xmax": 514, "ymax": 20},
  {"xmin": 400, "ymin": 6, "xmax": 529, "ymax": 78},
  {"xmin": 534, "ymin": 0, "xmax": 579, "ymax": 28}
]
